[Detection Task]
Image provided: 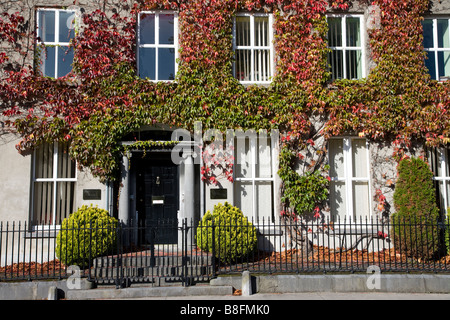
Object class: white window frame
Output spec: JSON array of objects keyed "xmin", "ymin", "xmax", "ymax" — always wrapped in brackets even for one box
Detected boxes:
[
  {"xmin": 329, "ymin": 137, "xmax": 372, "ymax": 221},
  {"xmin": 423, "ymin": 17, "xmax": 450, "ymax": 81},
  {"xmin": 233, "ymin": 131, "xmax": 279, "ymax": 222},
  {"xmin": 36, "ymin": 8, "xmax": 76, "ymax": 78},
  {"xmin": 232, "ymin": 12, "xmax": 274, "ymax": 84},
  {"xmin": 433, "ymin": 148, "xmax": 450, "ymax": 217},
  {"xmin": 31, "ymin": 142, "xmax": 77, "ymax": 227},
  {"xmin": 137, "ymin": 11, "xmax": 179, "ymax": 82},
  {"xmin": 327, "ymin": 14, "xmax": 366, "ymax": 80}
]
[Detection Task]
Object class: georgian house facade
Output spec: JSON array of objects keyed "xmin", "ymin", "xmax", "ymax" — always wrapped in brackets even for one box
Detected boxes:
[{"xmin": 0, "ymin": 0, "xmax": 449, "ymax": 255}]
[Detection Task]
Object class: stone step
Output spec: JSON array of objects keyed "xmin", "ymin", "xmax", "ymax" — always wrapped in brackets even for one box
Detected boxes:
[
  {"xmin": 90, "ymin": 265, "xmax": 214, "ymax": 279},
  {"xmin": 93, "ymin": 253, "xmax": 214, "ymax": 268}
]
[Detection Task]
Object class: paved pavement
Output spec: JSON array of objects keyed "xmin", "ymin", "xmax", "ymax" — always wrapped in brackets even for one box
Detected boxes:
[{"xmin": 121, "ymin": 291, "xmax": 450, "ymax": 300}]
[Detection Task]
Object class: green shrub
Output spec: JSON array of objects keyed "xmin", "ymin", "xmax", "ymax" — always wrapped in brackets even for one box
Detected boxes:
[
  {"xmin": 56, "ymin": 205, "xmax": 118, "ymax": 267},
  {"xmin": 391, "ymin": 157, "xmax": 440, "ymax": 260},
  {"xmin": 196, "ymin": 202, "xmax": 257, "ymax": 264}
]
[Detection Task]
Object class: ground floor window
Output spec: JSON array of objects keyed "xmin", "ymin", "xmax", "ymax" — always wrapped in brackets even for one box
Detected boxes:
[
  {"xmin": 428, "ymin": 148, "xmax": 450, "ymax": 217},
  {"xmin": 328, "ymin": 137, "xmax": 372, "ymax": 221},
  {"xmin": 233, "ymin": 131, "xmax": 278, "ymax": 222},
  {"xmin": 31, "ymin": 142, "xmax": 77, "ymax": 226}
]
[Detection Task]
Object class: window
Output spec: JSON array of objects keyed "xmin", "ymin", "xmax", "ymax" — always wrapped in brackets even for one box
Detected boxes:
[
  {"xmin": 233, "ymin": 131, "xmax": 278, "ymax": 222},
  {"xmin": 36, "ymin": 8, "xmax": 76, "ymax": 78},
  {"xmin": 138, "ymin": 11, "xmax": 178, "ymax": 81},
  {"xmin": 327, "ymin": 15, "xmax": 365, "ymax": 80},
  {"xmin": 422, "ymin": 18, "xmax": 450, "ymax": 81},
  {"xmin": 329, "ymin": 138, "xmax": 372, "ymax": 220},
  {"xmin": 31, "ymin": 143, "xmax": 77, "ymax": 226},
  {"xmin": 428, "ymin": 148, "xmax": 450, "ymax": 217},
  {"xmin": 233, "ymin": 13, "xmax": 274, "ymax": 84}
]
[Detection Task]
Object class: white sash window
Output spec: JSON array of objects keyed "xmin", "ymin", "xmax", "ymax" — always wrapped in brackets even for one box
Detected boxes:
[
  {"xmin": 31, "ymin": 143, "xmax": 77, "ymax": 226},
  {"xmin": 233, "ymin": 13, "xmax": 274, "ymax": 84},
  {"xmin": 138, "ymin": 11, "xmax": 178, "ymax": 81},
  {"xmin": 329, "ymin": 137, "xmax": 372, "ymax": 221},
  {"xmin": 423, "ymin": 17, "xmax": 450, "ymax": 81},
  {"xmin": 234, "ymin": 131, "xmax": 278, "ymax": 222},
  {"xmin": 37, "ymin": 8, "xmax": 76, "ymax": 78},
  {"xmin": 327, "ymin": 14, "xmax": 365, "ymax": 80}
]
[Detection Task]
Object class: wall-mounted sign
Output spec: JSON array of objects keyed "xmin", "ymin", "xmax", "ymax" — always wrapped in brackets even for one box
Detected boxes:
[
  {"xmin": 83, "ymin": 189, "xmax": 102, "ymax": 200},
  {"xmin": 210, "ymin": 188, "xmax": 227, "ymax": 200}
]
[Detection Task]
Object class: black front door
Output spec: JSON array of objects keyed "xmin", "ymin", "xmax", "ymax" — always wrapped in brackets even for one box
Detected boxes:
[{"xmin": 135, "ymin": 154, "xmax": 179, "ymax": 245}]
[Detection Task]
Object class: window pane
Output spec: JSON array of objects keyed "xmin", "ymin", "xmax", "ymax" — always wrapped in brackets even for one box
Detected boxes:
[
  {"xmin": 140, "ymin": 13, "xmax": 155, "ymax": 44},
  {"xmin": 236, "ymin": 16, "xmax": 250, "ymax": 46},
  {"xmin": 346, "ymin": 17, "xmax": 360, "ymax": 47},
  {"xmin": 254, "ymin": 16, "xmax": 269, "ymax": 47},
  {"xmin": 33, "ymin": 181, "xmax": 54, "ymax": 225},
  {"xmin": 254, "ymin": 49, "xmax": 271, "ymax": 82},
  {"xmin": 57, "ymin": 46, "xmax": 74, "ymax": 78},
  {"xmin": 352, "ymin": 138, "xmax": 368, "ymax": 178},
  {"xmin": 328, "ymin": 50, "xmax": 343, "ymax": 80},
  {"xmin": 40, "ymin": 45, "xmax": 56, "ymax": 77},
  {"xmin": 235, "ymin": 137, "xmax": 252, "ymax": 178},
  {"xmin": 235, "ymin": 49, "xmax": 251, "ymax": 81},
  {"xmin": 256, "ymin": 181, "xmax": 273, "ymax": 221},
  {"xmin": 158, "ymin": 48, "xmax": 175, "ymax": 80},
  {"xmin": 422, "ymin": 20, "xmax": 434, "ymax": 48},
  {"xmin": 234, "ymin": 181, "xmax": 253, "ymax": 217},
  {"xmin": 446, "ymin": 149, "xmax": 450, "ymax": 176},
  {"xmin": 59, "ymin": 11, "xmax": 75, "ymax": 42},
  {"xmin": 328, "ymin": 17, "xmax": 342, "ymax": 47},
  {"xmin": 57, "ymin": 142, "xmax": 76, "ymax": 178},
  {"xmin": 346, "ymin": 50, "xmax": 362, "ymax": 79},
  {"xmin": 329, "ymin": 139, "xmax": 344, "ymax": 178},
  {"xmin": 159, "ymin": 14, "xmax": 174, "ymax": 45},
  {"xmin": 425, "ymin": 50, "xmax": 437, "ymax": 79},
  {"xmin": 139, "ymin": 47, "xmax": 156, "ymax": 79},
  {"xmin": 38, "ymin": 10, "xmax": 55, "ymax": 43},
  {"xmin": 256, "ymin": 136, "xmax": 272, "ymax": 178},
  {"xmin": 353, "ymin": 181, "xmax": 370, "ymax": 219},
  {"xmin": 437, "ymin": 19, "xmax": 450, "ymax": 48},
  {"xmin": 35, "ymin": 143, "xmax": 54, "ymax": 179},
  {"xmin": 438, "ymin": 51, "xmax": 450, "ymax": 79},
  {"xmin": 330, "ymin": 181, "xmax": 346, "ymax": 220},
  {"xmin": 55, "ymin": 181, "xmax": 76, "ymax": 223}
]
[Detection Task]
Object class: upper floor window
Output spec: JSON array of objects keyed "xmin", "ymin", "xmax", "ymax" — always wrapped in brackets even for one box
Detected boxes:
[
  {"xmin": 233, "ymin": 13, "xmax": 274, "ymax": 84},
  {"xmin": 138, "ymin": 11, "xmax": 178, "ymax": 81},
  {"xmin": 422, "ymin": 18, "xmax": 450, "ymax": 81},
  {"xmin": 36, "ymin": 8, "xmax": 76, "ymax": 78},
  {"xmin": 327, "ymin": 15, "xmax": 365, "ymax": 81}
]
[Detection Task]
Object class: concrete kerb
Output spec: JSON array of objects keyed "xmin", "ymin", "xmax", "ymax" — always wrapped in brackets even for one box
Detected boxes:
[
  {"xmin": 1, "ymin": 273, "xmax": 450, "ymax": 299},
  {"xmin": 210, "ymin": 273, "xmax": 450, "ymax": 294}
]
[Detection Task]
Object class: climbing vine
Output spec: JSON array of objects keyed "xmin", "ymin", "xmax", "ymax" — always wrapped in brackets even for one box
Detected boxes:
[{"xmin": 0, "ymin": 0, "xmax": 449, "ymax": 217}]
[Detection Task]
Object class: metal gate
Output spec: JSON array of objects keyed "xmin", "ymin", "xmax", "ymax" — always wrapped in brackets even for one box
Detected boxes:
[{"xmin": 88, "ymin": 219, "xmax": 215, "ymax": 288}]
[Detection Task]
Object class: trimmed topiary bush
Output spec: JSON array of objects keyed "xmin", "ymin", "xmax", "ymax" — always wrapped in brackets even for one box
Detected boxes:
[
  {"xmin": 391, "ymin": 157, "xmax": 440, "ymax": 260},
  {"xmin": 196, "ymin": 202, "xmax": 257, "ymax": 264},
  {"xmin": 56, "ymin": 205, "xmax": 118, "ymax": 267}
]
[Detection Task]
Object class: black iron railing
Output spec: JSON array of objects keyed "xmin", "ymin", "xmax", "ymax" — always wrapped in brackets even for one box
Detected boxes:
[{"xmin": 0, "ymin": 216, "xmax": 449, "ymax": 286}]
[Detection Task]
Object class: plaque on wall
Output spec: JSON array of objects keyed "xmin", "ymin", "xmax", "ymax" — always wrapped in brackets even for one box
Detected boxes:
[
  {"xmin": 210, "ymin": 188, "xmax": 227, "ymax": 200},
  {"xmin": 83, "ymin": 189, "xmax": 102, "ymax": 200}
]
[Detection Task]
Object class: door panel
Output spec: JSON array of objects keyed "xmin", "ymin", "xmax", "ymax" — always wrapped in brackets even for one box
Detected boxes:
[{"xmin": 136, "ymin": 156, "xmax": 179, "ymax": 244}]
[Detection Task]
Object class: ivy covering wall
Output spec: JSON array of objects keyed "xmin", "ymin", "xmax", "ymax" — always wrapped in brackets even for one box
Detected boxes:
[{"xmin": 0, "ymin": 0, "xmax": 449, "ymax": 217}]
